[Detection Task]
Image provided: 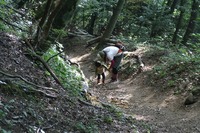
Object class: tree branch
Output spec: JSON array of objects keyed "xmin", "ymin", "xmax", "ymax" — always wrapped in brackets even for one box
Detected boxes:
[
  {"xmin": 0, "ymin": 70, "xmax": 58, "ymax": 98},
  {"xmin": 24, "ymin": 40, "xmax": 66, "ymax": 91}
]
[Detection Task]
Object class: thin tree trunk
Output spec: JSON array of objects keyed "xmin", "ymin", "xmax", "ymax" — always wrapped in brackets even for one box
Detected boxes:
[
  {"xmin": 35, "ymin": 0, "xmax": 53, "ymax": 44},
  {"xmin": 36, "ymin": 1, "xmax": 63, "ymax": 51},
  {"xmin": 172, "ymin": 0, "xmax": 186, "ymax": 43},
  {"xmin": 43, "ymin": 2, "xmax": 63, "ymax": 39},
  {"xmin": 181, "ymin": 0, "xmax": 199, "ymax": 45},
  {"xmin": 163, "ymin": 0, "xmax": 180, "ymax": 16},
  {"xmin": 98, "ymin": 0, "xmax": 125, "ymax": 47},
  {"xmin": 169, "ymin": 0, "xmax": 180, "ymax": 14},
  {"xmin": 87, "ymin": 12, "xmax": 98, "ymax": 35},
  {"xmin": 164, "ymin": 0, "xmax": 173, "ymax": 14}
]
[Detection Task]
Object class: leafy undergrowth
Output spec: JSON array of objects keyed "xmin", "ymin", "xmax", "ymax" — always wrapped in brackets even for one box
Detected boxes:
[
  {"xmin": 0, "ymin": 33, "xmax": 151, "ymax": 132},
  {"xmin": 145, "ymin": 45, "xmax": 200, "ymax": 94},
  {"xmin": 0, "ymin": 89, "xmax": 150, "ymax": 133}
]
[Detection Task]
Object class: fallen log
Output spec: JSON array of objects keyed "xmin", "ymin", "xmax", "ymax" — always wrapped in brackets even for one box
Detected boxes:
[
  {"xmin": 86, "ymin": 36, "xmax": 119, "ymax": 47},
  {"xmin": 86, "ymin": 36, "xmax": 102, "ymax": 47}
]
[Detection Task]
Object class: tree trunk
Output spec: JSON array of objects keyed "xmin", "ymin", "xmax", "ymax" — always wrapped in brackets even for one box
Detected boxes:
[
  {"xmin": 36, "ymin": 0, "xmax": 63, "ymax": 52},
  {"xmin": 181, "ymin": 0, "xmax": 199, "ymax": 45},
  {"xmin": 166, "ymin": 0, "xmax": 173, "ymax": 7},
  {"xmin": 98, "ymin": 0, "xmax": 125, "ymax": 47},
  {"xmin": 35, "ymin": 0, "xmax": 53, "ymax": 44},
  {"xmin": 164, "ymin": 0, "xmax": 173, "ymax": 14},
  {"xmin": 163, "ymin": 0, "xmax": 179, "ymax": 15},
  {"xmin": 87, "ymin": 12, "xmax": 98, "ymax": 35},
  {"xmin": 52, "ymin": 0, "xmax": 79, "ymax": 29},
  {"xmin": 169, "ymin": 0, "xmax": 180, "ymax": 14},
  {"xmin": 172, "ymin": 0, "xmax": 186, "ymax": 43}
]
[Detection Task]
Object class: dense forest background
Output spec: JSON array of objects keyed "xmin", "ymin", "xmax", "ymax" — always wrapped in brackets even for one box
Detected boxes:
[
  {"xmin": 1, "ymin": 0, "xmax": 199, "ymax": 49},
  {"xmin": 0, "ymin": 0, "xmax": 200, "ymax": 132}
]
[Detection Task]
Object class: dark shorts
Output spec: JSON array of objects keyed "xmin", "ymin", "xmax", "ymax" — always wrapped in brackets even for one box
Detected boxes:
[{"xmin": 113, "ymin": 53, "xmax": 123, "ymax": 70}]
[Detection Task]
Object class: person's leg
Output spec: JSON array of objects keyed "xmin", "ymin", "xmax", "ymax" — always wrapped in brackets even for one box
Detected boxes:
[
  {"xmin": 111, "ymin": 68, "xmax": 118, "ymax": 81},
  {"xmin": 111, "ymin": 54, "xmax": 123, "ymax": 82},
  {"xmin": 102, "ymin": 72, "xmax": 105, "ymax": 83},
  {"xmin": 97, "ymin": 74, "xmax": 100, "ymax": 84}
]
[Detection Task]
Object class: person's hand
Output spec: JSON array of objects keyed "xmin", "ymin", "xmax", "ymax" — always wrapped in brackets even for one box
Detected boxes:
[{"xmin": 108, "ymin": 67, "xmax": 112, "ymax": 73}]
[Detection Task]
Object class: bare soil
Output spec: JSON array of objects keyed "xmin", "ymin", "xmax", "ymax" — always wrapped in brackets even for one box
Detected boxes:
[
  {"xmin": 66, "ymin": 40, "xmax": 200, "ymax": 133},
  {"xmin": 1, "ymin": 33, "xmax": 200, "ymax": 133}
]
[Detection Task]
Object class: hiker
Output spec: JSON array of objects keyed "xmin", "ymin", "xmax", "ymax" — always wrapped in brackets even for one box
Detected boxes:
[
  {"xmin": 94, "ymin": 61, "xmax": 107, "ymax": 84},
  {"xmin": 97, "ymin": 41, "xmax": 125, "ymax": 82}
]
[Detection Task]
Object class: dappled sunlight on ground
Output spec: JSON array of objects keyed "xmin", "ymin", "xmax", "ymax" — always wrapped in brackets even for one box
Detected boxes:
[
  {"xmin": 133, "ymin": 114, "xmax": 152, "ymax": 121},
  {"xmin": 70, "ymin": 53, "xmax": 92, "ymax": 63},
  {"xmin": 69, "ymin": 43, "xmax": 200, "ymax": 133}
]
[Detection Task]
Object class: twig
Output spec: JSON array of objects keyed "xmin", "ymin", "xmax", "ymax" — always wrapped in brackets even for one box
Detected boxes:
[
  {"xmin": 31, "ymin": 53, "xmax": 66, "ymax": 91},
  {"xmin": 42, "ymin": 121, "xmax": 59, "ymax": 130},
  {"xmin": 24, "ymin": 41, "xmax": 66, "ymax": 91},
  {"xmin": 46, "ymin": 51, "xmax": 64, "ymax": 63},
  {"xmin": 78, "ymin": 98, "xmax": 101, "ymax": 109}
]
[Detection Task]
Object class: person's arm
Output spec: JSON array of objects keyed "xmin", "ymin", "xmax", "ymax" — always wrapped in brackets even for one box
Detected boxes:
[{"xmin": 109, "ymin": 60, "xmax": 115, "ymax": 69}]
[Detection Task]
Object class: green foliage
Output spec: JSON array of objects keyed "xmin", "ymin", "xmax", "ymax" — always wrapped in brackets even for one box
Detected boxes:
[
  {"xmin": 103, "ymin": 115, "xmax": 113, "ymax": 124},
  {"xmin": 74, "ymin": 0, "xmax": 117, "ymax": 34},
  {"xmin": 42, "ymin": 46, "xmax": 83, "ymax": 96},
  {"xmin": 0, "ymin": 0, "xmax": 35, "ymax": 37},
  {"xmin": 73, "ymin": 121, "xmax": 98, "ymax": 133},
  {"xmin": 0, "ymin": 109, "xmax": 5, "ymax": 119},
  {"xmin": 51, "ymin": 28, "xmax": 68, "ymax": 41},
  {"xmin": 0, "ymin": 129, "xmax": 11, "ymax": 133},
  {"xmin": 0, "ymin": 100, "xmax": 12, "ymax": 133},
  {"xmin": 151, "ymin": 44, "xmax": 200, "ymax": 90}
]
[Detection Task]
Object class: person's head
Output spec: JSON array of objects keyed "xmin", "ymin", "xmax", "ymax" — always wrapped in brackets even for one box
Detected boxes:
[
  {"xmin": 120, "ymin": 45, "xmax": 125, "ymax": 51},
  {"xmin": 115, "ymin": 41, "xmax": 125, "ymax": 51},
  {"xmin": 95, "ymin": 61, "xmax": 101, "ymax": 67},
  {"xmin": 98, "ymin": 51, "xmax": 106, "ymax": 62}
]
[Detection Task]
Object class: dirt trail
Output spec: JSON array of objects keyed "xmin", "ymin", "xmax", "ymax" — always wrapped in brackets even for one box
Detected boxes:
[{"xmin": 67, "ymin": 43, "xmax": 200, "ymax": 133}]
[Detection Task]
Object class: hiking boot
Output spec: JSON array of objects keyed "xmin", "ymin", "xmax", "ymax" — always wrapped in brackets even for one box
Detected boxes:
[
  {"xmin": 110, "ymin": 73, "xmax": 118, "ymax": 82},
  {"xmin": 109, "ymin": 79, "xmax": 118, "ymax": 83},
  {"xmin": 109, "ymin": 76, "xmax": 118, "ymax": 83}
]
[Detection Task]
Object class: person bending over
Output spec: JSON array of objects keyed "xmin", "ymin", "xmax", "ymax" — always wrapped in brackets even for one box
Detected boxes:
[{"xmin": 97, "ymin": 42, "xmax": 125, "ymax": 82}]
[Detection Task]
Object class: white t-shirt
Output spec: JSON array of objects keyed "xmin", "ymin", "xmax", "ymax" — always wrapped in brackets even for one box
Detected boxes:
[{"xmin": 102, "ymin": 46, "xmax": 122, "ymax": 61}]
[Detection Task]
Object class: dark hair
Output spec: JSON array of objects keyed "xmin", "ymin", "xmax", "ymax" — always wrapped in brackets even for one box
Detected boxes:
[{"xmin": 115, "ymin": 42, "xmax": 125, "ymax": 51}]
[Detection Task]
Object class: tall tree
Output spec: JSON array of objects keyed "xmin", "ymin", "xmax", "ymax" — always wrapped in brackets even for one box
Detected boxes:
[
  {"xmin": 34, "ymin": 0, "xmax": 79, "ymax": 52},
  {"xmin": 164, "ymin": 0, "xmax": 177, "ymax": 15},
  {"xmin": 98, "ymin": 0, "xmax": 125, "ymax": 47},
  {"xmin": 172, "ymin": 0, "xmax": 186, "ymax": 43},
  {"xmin": 87, "ymin": 12, "xmax": 98, "ymax": 35},
  {"xmin": 35, "ymin": 0, "xmax": 53, "ymax": 45},
  {"xmin": 169, "ymin": 0, "xmax": 180, "ymax": 14},
  {"xmin": 52, "ymin": 0, "xmax": 79, "ymax": 29},
  {"xmin": 34, "ymin": 0, "xmax": 63, "ymax": 52},
  {"xmin": 181, "ymin": 0, "xmax": 199, "ymax": 45}
]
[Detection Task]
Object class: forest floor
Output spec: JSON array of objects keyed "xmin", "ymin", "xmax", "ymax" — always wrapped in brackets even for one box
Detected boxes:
[
  {"xmin": 1, "ymin": 32, "xmax": 200, "ymax": 133},
  {"xmin": 65, "ymin": 37, "xmax": 200, "ymax": 133}
]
